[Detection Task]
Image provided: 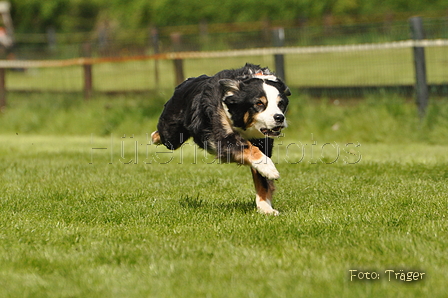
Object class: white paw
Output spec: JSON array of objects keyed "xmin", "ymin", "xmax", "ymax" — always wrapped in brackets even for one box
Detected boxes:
[
  {"xmin": 251, "ymin": 156, "xmax": 280, "ymax": 180},
  {"xmin": 257, "ymin": 200, "xmax": 280, "ymax": 215}
]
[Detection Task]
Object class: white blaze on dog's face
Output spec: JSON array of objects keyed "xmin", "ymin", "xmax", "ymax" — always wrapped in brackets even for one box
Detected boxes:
[
  {"xmin": 254, "ymin": 82, "xmax": 288, "ymax": 137},
  {"xmin": 220, "ymin": 78, "xmax": 290, "ymax": 139}
]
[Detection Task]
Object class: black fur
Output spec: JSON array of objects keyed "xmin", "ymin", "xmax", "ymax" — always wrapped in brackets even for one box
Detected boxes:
[
  {"xmin": 155, "ymin": 63, "xmax": 290, "ymax": 161},
  {"xmin": 154, "ymin": 63, "xmax": 291, "ymax": 214}
]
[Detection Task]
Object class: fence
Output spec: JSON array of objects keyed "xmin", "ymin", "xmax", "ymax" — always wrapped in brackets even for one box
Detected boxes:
[{"xmin": 0, "ymin": 17, "xmax": 447, "ymax": 112}]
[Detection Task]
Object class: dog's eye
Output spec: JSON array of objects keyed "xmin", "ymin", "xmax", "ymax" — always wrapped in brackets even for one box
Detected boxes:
[{"xmin": 256, "ymin": 101, "xmax": 265, "ymax": 107}]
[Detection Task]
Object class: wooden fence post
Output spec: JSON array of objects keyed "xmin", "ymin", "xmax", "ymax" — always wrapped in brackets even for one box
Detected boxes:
[
  {"xmin": 272, "ymin": 28, "xmax": 285, "ymax": 81},
  {"xmin": 82, "ymin": 43, "xmax": 93, "ymax": 99},
  {"xmin": 171, "ymin": 32, "xmax": 184, "ymax": 86},
  {"xmin": 409, "ymin": 16, "xmax": 429, "ymax": 118},
  {"xmin": 47, "ymin": 27, "xmax": 57, "ymax": 52},
  {"xmin": 0, "ymin": 68, "xmax": 5, "ymax": 110}
]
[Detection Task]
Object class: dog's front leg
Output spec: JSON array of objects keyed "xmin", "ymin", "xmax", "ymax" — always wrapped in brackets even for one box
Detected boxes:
[
  {"xmin": 240, "ymin": 143, "xmax": 279, "ymax": 180},
  {"xmin": 251, "ymin": 168, "xmax": 279, "ymax": 215}
]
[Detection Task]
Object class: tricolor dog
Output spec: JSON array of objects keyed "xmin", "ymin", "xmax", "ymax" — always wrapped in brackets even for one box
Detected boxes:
[{"xmin": 151, "ymin": 63, "xmax": 290, "ymax": 215}]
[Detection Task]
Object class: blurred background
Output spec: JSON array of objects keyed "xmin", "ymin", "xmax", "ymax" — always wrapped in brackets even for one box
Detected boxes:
[{"xmin": 0, "ymin": 0, "xmax": 447, "ymax": 99}]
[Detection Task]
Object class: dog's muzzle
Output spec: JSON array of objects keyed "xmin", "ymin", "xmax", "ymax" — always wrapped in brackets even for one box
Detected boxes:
[{"xmin": 260, "ymin": 126, "xmax": 284, "ymax": 137}]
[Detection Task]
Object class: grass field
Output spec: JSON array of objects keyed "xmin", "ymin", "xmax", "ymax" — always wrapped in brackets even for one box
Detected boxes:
[{"xmin": 0, "ymin": 93, "xmax": 447, "ymax": 297}]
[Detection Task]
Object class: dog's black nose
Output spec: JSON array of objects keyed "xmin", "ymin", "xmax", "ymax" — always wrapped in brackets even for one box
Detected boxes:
[{"xmin": 273, "ymin": 114, "xmax": 285, "ymax": 123}]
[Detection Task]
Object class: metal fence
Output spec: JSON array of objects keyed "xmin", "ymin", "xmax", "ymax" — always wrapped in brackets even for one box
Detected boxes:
[
  {"xmin": 0, "ymin": 17, "xmax": 447, "ymax": 107},
  {"xmin": 10, "ymin": 17, "xmax": 448, "ymax": 57}
]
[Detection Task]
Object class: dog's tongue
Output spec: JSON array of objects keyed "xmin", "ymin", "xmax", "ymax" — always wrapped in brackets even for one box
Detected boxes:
[{"xmin": 260, "ymin": 128, "xmax": 269, "ymax": 135}]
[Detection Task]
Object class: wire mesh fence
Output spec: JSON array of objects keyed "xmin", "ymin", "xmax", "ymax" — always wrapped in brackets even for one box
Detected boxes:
[{"xmin": 2, "ymin": 17, "xmax": 448, "ymax": 99}]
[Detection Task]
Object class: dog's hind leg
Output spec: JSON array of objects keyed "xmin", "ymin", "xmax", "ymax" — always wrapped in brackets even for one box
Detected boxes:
[
  {"xmin": 151, "ymin": 131, "xmax": 162, "ymax": 145},
  {"xmin": 153, "ymin": 118, "xmax": 191, "ymax": 150},
  {"xmin": 251, "ymin": 168, "xmax": 279, "ymax": 215}
]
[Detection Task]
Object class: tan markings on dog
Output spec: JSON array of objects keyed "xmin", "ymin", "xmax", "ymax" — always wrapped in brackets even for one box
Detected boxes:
[
  {"xmin": 251, "ymin": 168, "xmax": 275, "ymax": 199},
  {"xmin": 242, "ymin": 96, "xmax": 267, "ymax": 129},
  {"xmin": 151, "ymin": 131, "xmax": 161, "ymax": 144},
  {"xmin": 231, "ymin": 141, "xmax": 263, "ymax": 165},
  {"xmin": 218, "ymin": 109, "xmax": 234, "ymax": 135},
  {"xmin": 259, "ymin": 96, "xmax": 267, "ymax": 106},
  {"xmin": 243, "ymin": 112, "xmax": 250, "ymax": 125},
  {"xmin": 250, "ymin": 168, "xmax": 278, "ymax": 215},
  {"xmin": 252, "ymin": 171, "xmax": 268, "ymax": 198},
  {"xmin": 243, "ymin": 143, "xmax": 264, "ymax": 164}
]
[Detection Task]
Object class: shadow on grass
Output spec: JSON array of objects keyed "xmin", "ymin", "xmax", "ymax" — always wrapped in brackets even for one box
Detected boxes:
[{"xmin": 179, "ymin": 195, "xmax": 256, "ymax": 214}]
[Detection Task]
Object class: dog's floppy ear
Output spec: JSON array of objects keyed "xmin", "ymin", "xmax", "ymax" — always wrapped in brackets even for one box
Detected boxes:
[
  {"xmin": 219, "ymin": 79, "xmax": 240, "ymax": 95},
  {"xmin": 284, "ymin": 86, "xmax": 291, "ymax": 96}
]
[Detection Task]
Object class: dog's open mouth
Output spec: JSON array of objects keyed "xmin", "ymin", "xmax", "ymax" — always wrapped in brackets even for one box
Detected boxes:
[{"xmin": 260, "ymin": 126, "xmax": 283, "ymax": 137}]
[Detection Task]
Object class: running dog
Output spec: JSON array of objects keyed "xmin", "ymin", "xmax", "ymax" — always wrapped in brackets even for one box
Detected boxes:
[{"xmin": 151, "ymin": 63, "xmax": 290, "ymax": 214}]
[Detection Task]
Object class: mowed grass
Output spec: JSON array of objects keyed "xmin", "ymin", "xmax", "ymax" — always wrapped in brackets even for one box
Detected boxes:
[{"xmin": 1, "ymin": 94, "xmax": 448, "ymax": 297}]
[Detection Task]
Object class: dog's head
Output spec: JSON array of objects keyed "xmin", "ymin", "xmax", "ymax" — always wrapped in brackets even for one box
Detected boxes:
[{"xmin": 220, "ymin": 77, "xmax": 290, "ymax": 139}]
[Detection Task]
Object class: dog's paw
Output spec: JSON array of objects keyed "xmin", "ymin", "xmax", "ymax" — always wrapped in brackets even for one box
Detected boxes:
[
  {"xmin": 257, "ymin": 200, "xmax": 280, "ymax": 216},
  {"xmin": 151, "ymin": 131, "xmax": 161, "ymax": 145},
  {"xmin": 251, "ymin": 156, "xmax": 280, "ymax": 180}
]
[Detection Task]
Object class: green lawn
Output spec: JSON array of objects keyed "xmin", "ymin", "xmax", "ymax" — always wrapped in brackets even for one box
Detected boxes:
[
  {"xmin": 0, "ymin": 134, "xmax": 447, "ymax": 297},
  {"xmin": 0, "ymin": 93, "xmax": 447, "ymax": 297}
]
